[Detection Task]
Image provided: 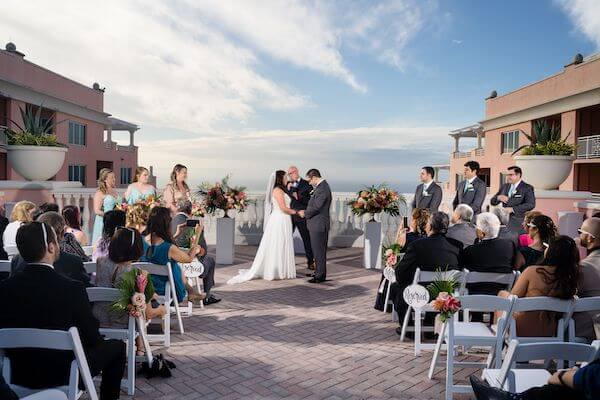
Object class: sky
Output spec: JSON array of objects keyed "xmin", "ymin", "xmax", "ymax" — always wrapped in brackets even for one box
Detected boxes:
[{"xmin": 1, "ymin": 0, "xmax": 599, "ymax": 192}]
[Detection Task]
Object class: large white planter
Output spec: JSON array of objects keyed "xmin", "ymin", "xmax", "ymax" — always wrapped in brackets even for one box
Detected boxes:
[
  {"xmin": 6, "ymin": 145, "xmax": 68, "ymax": 181},
  {"xmin": 363, "ymin": 220, "xmax": 382, "ymax": 269},
  {"xmin": 216, "ymin": 216, "xmax": 235, "ymax": 265},
  {"xmin": 514, "ymin": 155, "xmax": 575, "ymax": 190}
]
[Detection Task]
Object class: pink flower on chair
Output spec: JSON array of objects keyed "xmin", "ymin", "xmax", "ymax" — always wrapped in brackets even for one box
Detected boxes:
[{"xmin": 136, "ymin": 271, "xmax": 148, "ymax": 293}]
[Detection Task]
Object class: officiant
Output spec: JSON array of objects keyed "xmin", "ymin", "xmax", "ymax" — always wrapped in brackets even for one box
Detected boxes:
[{"xmin": 287, "ymin": 166, "xmax": 315, "ymax": 270}]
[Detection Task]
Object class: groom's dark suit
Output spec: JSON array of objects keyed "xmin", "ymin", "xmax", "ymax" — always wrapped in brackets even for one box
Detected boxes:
[
  {"xmin": 304, "ymin": 180, "xmax": 332, "ymax": 281},
  {"xmin": 287, "ymin": 178, "xmax": 314, "ymax": 265}
]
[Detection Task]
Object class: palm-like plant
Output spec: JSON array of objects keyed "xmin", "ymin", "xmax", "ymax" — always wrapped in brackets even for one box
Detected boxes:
[
  {"xmin": 6, "ymin": 103, "xmax": 67, "ymax": 147},
  {"xmin": 511, "ymin": 119, "xmax": 574, "ymax": 156}
]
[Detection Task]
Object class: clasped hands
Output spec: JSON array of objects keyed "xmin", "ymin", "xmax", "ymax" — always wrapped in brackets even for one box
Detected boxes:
[{"xmin": 296, "ymin": 210, "xmax": 306, "ymax": 218}]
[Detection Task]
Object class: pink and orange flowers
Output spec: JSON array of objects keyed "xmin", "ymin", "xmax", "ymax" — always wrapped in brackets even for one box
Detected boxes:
[
  {"xmin": 198, "ymin": 175, "xmax": 250, "ymax": 216},
  {"xmin": 349, "ymin": 184, "xmax": 404, "ymax": 217},
  {"xmin": 112, "ymin": 268, "xmax": 155, "ymax": 318},
  {"xmin": 430, "ymin": 292, "xmax": 461, "ymax": 323}
]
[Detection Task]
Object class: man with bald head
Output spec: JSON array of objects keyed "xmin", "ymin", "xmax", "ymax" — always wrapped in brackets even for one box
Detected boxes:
[
  {"xmin": 287, "ymin": 166, "xmax": 315, "ymax": 270},
  {"xmin": 574, "ymin": 217, "xmax": 600, "ymax": 340}
]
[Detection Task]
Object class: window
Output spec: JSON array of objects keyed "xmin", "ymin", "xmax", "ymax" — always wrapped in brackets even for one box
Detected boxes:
[
  {"xmin": 501, "ymin": 130, "xmax": 519, "ymax": 153},
  {"xmin": 68, "ymin": 121, "xmax": 86, "ymax": 145},
  {"xmin": 120, "ymin": 167, "xmax": 132, "ymax": 185},
  {"xmin": 68, "ymin": 165, "xmax": 86, "ymax": 185}
]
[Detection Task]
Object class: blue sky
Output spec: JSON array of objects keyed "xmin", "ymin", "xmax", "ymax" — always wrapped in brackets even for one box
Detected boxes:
[{"xmin": 1, "ymin": 0, "xmax": 599, "ymax": 192}]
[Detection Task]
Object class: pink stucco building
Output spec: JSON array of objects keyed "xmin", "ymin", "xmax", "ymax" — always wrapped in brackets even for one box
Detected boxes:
[{"xmin": 0, "ymin": 42, "xmax": 142, "ymax": 188}]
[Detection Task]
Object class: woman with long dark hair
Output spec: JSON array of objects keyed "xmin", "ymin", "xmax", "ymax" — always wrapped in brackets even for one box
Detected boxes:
[
  {"xmin": 228, "ymin": 170, "xmax": 297, "ymax": 284},
  {"xmin": 62, "ymin": 205, "xmax": 88, "ymax": 246},
  {"xmin": 163, "ymin": 164, "xmax": 190, "ymax": 215},
  {"xmin": 499, "ymin": 235, "xmax": 579, "ymax": 336},
  {"xmin": 141, "ymin": 206, "xmax": 204, "ymax": 304},
  {"xmin": 519, "ymin": 214, "xmax": 557, "ymax": 269},
  {"xmin": 92, "ymin": 210, "xmax": 126, "ymax": 261}
]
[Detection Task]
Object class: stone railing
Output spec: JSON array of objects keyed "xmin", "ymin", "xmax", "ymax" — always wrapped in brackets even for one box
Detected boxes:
[{"xmin": 577, "ymin": 134, "xmax": 600, "ymax": 159}]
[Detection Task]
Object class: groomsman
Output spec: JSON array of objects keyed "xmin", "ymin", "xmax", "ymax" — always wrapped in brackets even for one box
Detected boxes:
[
  {"xmin": 412, "ymin": 166, "xmax": 442, "ymax": 212},
  {"xmin": 490, "ymin": 165, "xmax": 536, "ymax": 233},
  {"xmin": 287, "ymin": 166, "xmax": 315, "ymax": 270},
  {"xmin": 453, "ymin": 160, "xmax": 486, "ymax": 215}
]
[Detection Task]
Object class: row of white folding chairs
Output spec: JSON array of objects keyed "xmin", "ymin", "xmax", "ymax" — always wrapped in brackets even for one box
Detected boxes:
[{"xmin": 3, "ymin": 245, "xmax": 92, "ymax": 259}]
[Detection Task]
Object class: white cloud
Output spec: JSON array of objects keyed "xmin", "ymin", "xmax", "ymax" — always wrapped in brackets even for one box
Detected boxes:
[{"xmin": 558, "ymin": 0, "xmax": 600, "ymax": 48}]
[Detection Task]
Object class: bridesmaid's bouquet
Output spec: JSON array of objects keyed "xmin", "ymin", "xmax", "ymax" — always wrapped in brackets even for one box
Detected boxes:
[
  {"xmin": 115, "ymin": 202, "xmax": 130, "ymax": 212},
  {"xmin": 349, "ymin": 184, "xmax": 404, "ymax": 217},
  {"xmin": 144, "ymin": 194, "xmax": 162, "ymax": 209},
  {"xmin": 198, "ymin": 175, "xmax": 249, "ymax": 216},
  {"xmin": 112, "ymin": 268, "xmax": 155, "ymax": 318}
]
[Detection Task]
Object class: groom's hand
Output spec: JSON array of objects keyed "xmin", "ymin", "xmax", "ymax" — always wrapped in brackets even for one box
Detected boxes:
[{"xmin": 298, "ymin": 210, "xmax": 305, "ymax": 218}]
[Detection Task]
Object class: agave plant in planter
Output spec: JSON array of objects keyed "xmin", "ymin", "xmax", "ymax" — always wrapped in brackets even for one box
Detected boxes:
[
  {"xmin": 512, "ymin": 120, "xmax": 575, "ymax": 190},
  {"xmin": 5, "ymin": 103, "xmax": 68, "ymax": 181}
]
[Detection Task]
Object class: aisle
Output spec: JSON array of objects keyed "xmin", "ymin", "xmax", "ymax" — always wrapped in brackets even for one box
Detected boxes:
[{"xmin": 132, "ymin": 246, "xmax": 476, "ymax": 400}]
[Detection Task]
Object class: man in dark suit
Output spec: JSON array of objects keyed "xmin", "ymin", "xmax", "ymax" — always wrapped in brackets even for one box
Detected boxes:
[
  {"xmin": 453, "ymin": 160, "xmax": 487, "ymax": 215},
  {"xmin": 460, "ymin": 212, "xmax": 522, "ymax": 295},
  {"xmin": 287, "ymin": 166, "xmax": 314, "ymax": 270},
  {"xmin": 490, "ymin": 165, "xmax": 536, "ymax": 233},
  {"xmin": 299, "ymin": 169, "xmax": 332, "ymax": 283},
  {"xmin": 0, "ymin": 222, "xmax": 125, "ymax": 399},
  {"xmin": 171, "ymin": 199, "xmax": 221, "ymax": 306},
  {"xmin": 390, "ymin": 212, "xmax": 462, "ymax": 333},
  {"xmin": 412, "ymin": 166, "xmax": 442, "ymax": 213},
  {"xmin": 10, "ymin": 211, "xmax": 91, "ymax": 286}
]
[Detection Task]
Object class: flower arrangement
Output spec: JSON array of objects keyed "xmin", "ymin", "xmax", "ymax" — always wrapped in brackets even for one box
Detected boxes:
[
  {"xmin": 382, "ymin": 243, "xmax": 403, "ymax": 268},
  {"xmin": 198, "ymin": 175, "xmax": 249, "ymax": 216},
  {"xmin": 143, "ymin": 194, "xmax": 162, "ymax": 209},
  {"xmin": 348, "ymin": 184, "xmax": 404, "ymax": 218},
  {"xmin": 190, "ymin": 198, "xmax": 206, "ymax": 218},
  {"xmin": 430, "ymin": 292, "xmax": 461, "ymax": 323},
  {"xmin": 112, "ymin": 268, "xmax": 155, "ymax": 318},
  {"xmin": 426, "ymin": 267, "xmax": 461, "ymax": 322},
  {"xmin": 114, "ymin": 202, "xmax": 129, "ymax": 212}
]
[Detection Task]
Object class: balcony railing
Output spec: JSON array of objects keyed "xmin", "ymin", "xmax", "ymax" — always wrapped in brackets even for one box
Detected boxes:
[
  {"xmin": 453, "ymin": 148, "xmax": 485, "ymax": 159},
  {"xmin": 577, "ymin": 134, "xmax": 600, "ymax": 159}
]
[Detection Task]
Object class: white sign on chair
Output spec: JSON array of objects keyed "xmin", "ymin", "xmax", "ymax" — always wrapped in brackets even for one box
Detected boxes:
[{"xmin": 403, "ymin": 284, "xmax": 430, "ymax": 309}]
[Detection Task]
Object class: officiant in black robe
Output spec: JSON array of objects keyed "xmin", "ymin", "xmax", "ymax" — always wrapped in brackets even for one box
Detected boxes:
[{"xmin": 287, "ymin": 166, "xmax": 315, "ymax": 269}]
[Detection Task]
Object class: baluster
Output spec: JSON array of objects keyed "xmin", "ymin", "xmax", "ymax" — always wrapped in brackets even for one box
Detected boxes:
[
  {"xmin": 55, "ymin": 193, "xmax": 64, "ymax": 211},
  {"xmin": 82, "ymin": 193, "xmax": 92, "ymax": 238}
]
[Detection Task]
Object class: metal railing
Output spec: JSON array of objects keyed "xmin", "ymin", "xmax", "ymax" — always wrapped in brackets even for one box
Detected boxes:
[{"xmin": 577, "ymin": 135, "xmax": 600, "ymax": 159}]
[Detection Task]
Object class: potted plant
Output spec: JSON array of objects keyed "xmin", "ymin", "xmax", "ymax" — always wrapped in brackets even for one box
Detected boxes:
[
  {"xmin": 512, "ymin": 119, "xmax": 575, "ymax": 190},
  {"xmin": 5, "ymin": 103, "xmax": 68, "ymax": 181},
  {"xmin": 348, "ymin": 185, "xmax": 405, "ymax": 269}
]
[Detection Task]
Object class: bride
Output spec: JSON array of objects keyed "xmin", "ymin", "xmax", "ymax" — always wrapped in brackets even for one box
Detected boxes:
[{"xmin": 227, "ymin": 170, "xmax": 298, "ymax": 284}]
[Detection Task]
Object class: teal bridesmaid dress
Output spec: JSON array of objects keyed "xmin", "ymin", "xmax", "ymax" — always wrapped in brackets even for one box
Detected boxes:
[
  {"xmin": 126, "ymin": 186, "xmax": 156, "ymax": 204},
  {"xmin": 91, "ymin": 194, "xmax": 120, "ymax": 245}
]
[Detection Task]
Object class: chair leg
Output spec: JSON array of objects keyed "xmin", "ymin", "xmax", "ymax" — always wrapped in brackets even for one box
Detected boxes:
[
  {"xmin": 164, "ymin": 307, "xmax": 171, "ymax": 347},
  {"xmin": 171, "ymin": 282, "xmax": 185, "ymax": 334},
  {"xmin": 445, "ymin": 323, "xmax": 455, "ymax": 400},
  {"xmin": 383, "ymin": 283, "xmax": 391, "ymax": 313},
  {"xmin": 414, "ymin": 309, "xmax": 422, "ymax": 356},
  {"xmin": 428, "ymin": 322, "xmax": 446, "ymax": 380},
  {"xmin": 137, "ymin": 317, "xmax": 153, "ymax": 365},
  {"xmin": 196, "ymin": 277, "xmax": 204, "ymax": 309},
  {"xmin": 127, "ymin": 332, "xmax": 136, "ymax": 395},
  {"xmin": 400, "ymin": 306, "xmax": 412, "ymax": 342}
]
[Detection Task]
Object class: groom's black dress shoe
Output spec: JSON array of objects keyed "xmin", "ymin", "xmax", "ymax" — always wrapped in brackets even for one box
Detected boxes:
[
  {"xmin": 469, "ymin": 376, "xmax": 513, "ymax": 400},
  {"xmin": 308, "ymin": 278, "xmax": 325, "ymax": 284}
]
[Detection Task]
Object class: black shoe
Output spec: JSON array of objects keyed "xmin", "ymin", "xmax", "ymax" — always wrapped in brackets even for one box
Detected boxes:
[
  {"xmin": 305, "ymin": 273, "xmax": 315, "ymax": 277},
  {"xmin": 395, "ymin": 327, "xmax": 414, "ymax": 339},
  {"xmin": 308, "ymin": 277, "xmax": 324, "ymax": 284},
  {"xmin": 203, "ymin": 296, "xmax": 221, "ymax": 306},
  {"xmin": 469, "ymin": 376, "xmax": 512, "ymax": 400}
]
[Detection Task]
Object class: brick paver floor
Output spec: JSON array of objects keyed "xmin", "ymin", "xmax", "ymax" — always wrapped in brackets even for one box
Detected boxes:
[{"xmin": 131, "ymin": 246, "xmax": 479, "ymax": 400}]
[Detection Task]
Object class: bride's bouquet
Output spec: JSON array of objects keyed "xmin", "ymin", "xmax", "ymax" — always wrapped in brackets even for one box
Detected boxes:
[
  {"xmin": 198, "ymin": 175, "xmax": 249, "ymax": 216},
  {"xmin": 348, "ymin": 184, "xmax": 404, "ymax": 218}
]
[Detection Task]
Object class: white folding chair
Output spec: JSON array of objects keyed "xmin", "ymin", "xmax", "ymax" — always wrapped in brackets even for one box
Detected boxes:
[
  {"xmin": 132, "ymin": 262, "xmax": 179, "ymax": 346},
  {"xmin": 428, "ymin": 295, "xmax": 516, "ymax": 399},
  {"xmin": 181, "ymin": 259, "xmax": 205, "ymax": 310},
  {"xmin": 82, "ymin": 246, "xmax": 93, "ymax": 257},
  {"xmin": 82, "ymin": 262, "xmax": 96, "ymax": 275},
  {"xmin": 86, "ymin": 287, "xmax": 152, "ymax": 396},
  {"xmin": 381, "ymin": 266, "xmax": 396, "ymax": 317},
  {"xmin": 459, "ymin": 269, "xmax": 519, "ymax": 295},
  {"xmin": 0, "ymin": 260, "xmax": 11, "ymax": 275},
  {"xmin": 0, "ymin": 327, "xmax": 98, "ymax": 400},
  {"xmin": 506, "ymin": 296, "xmax": 574, "ymax": 345},
  {"xmin": 569, "ymin": 296, "xmax": 600, "ymax": 343},
  {"xmin": 4, "ymin": 246, "xmax": 18, "ymax": 258},
  {"xmin": 22, "ymin": 389, "xmax": 68, "ymax": 400},
  {"xmin": 483, "ymin": 339, "xmax": 600, "ymax": 393},
  {"xmin": 400, "ymin": 268, "xmax": 463, "ymax": 355}
]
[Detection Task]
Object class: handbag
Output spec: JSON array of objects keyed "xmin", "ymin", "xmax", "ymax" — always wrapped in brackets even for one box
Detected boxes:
[{"xmin": 140, "ymin": 354, "xmax": 177, "ymax": 378}]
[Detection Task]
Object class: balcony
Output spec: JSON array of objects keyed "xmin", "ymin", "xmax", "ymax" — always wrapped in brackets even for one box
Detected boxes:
[
  {"xmin": 452, "ymin": 148, "xmax": 485, "ymax": 159},
  {"xmin": 577, "ymin": 134, "xmax": 600, "ymax": 159}
]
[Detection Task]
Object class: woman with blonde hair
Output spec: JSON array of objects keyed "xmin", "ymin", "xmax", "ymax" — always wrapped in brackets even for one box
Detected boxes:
[
  {"xmin": 125, "ymin": 166, "xmax": 156, "ymax": 204},
  {"xmin": 126, "ymin": 202, "xmax": 151, "ymax": 234},
  {"xmin": 163, "ymin": 164, "xmax": 191, "ymax": 215},
  {"xmin": 91, "ymin": 168, "xmax": 121, "ymax": 245},
  {"xmin": 3, "ymin": 200, "xmax": 37, "ymax": 249}
]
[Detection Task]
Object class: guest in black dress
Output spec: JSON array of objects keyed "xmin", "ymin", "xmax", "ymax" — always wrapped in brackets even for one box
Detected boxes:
[
  {"xmin": 374, "ymin": 208, "xmax": 430, "ymax": 311},
  {"xmin": 518, "ymin": 214, "xmax": 557, "ymax": 271}
]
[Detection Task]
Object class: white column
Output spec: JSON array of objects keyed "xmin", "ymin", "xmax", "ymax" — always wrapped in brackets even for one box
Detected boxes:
[
  {"xmin": 129, "ymin": 129, "xmax": 135, "ymax": 147},
  {"xmin": 453, "ymin": 136, "xmax": 460, "ymax": 153},
  {"xmin": 106, "ymin": 126, "xmax": 112, "ymax": 143},
  {"xmin": 477, "ymin": 132, "xmax": 483, "ymax": 149}
]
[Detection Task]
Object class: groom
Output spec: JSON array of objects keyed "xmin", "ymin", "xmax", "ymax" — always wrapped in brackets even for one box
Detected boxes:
[{"xmin": 299, "ymin": 169, "xmax": 332, "ymax": 283}]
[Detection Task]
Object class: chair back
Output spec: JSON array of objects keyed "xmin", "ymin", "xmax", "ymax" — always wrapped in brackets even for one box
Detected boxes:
[
  {"xmin": 86, "ymin": 287, "xmax": 120, "ymax": 303},
  {"xmin": 459, "ymin": 294, "xmax": 515, "ymax": 314},
  {"xmin": 132, "ymin": 261, "xmax": 169, "ymax": 277},
  {"xmin": 0, "ymin": 260, "xmax": 11, "ymax": 274},
  {"xmin": 82, "ymin": 262, "xmax": 96, "ymax": 275},
  {"xmin": 511, "ymin": 296, "xmax": 574, "ymax": 314},
  {"xmin": 460, "ymin": 269, "xmax": 518, "ymax": 293},
  {"xmin": 0, "ymin": 327, "xmax": 98, "ymax": 400},
  {"xmin": 413, "ymin": 268, "xmax": 462, "ymax": 285},
  {"xmin": 573, "ymin": 296, "xmax": 600, "ymax": 313}
]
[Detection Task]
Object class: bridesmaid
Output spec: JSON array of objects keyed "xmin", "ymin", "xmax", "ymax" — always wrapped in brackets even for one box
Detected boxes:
[
  {"xmin": 163, "ymin": 164, "xmax": 191, "ymax": 215},
  {"xmin": 125, "ymin": 166, "xmax": 156, "ymax": 204},
  {"xmin": 91, "ymin": 168, "xmax": 121, "ymax": 245}
]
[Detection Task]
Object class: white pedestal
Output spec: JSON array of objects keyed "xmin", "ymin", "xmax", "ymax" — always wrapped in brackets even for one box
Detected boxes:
[
  {"xmin": 216, "ymin": 217, "xmax": 235, "ymax": 265},
  {"xmin": 363, "ymin": 221, "xmax": 382, "ymax": 269}
]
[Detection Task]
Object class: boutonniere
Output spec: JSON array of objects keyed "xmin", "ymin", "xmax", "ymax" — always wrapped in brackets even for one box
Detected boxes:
[
  {"xmin": 309, "ymin": 189, "xmax": 315, "ymax": 196},
  {"xmin": 423, "ymin": 190, "xmax": 429, "ymax": 197}
]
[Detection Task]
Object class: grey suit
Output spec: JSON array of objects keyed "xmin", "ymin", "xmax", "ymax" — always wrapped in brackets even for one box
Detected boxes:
[
  {"xmin": 453, "ymin": 177, "xmax": 486, "ymax": 215},
  {"xmin": 412, "ymin": 182, "xmax": 442, "ymax": 212},
  {"xmin": 575, "ymin": 249, "xmax": 600, "ymax": 341},
  {"xmin": 170, "ymin": 212, "xmax": 216, "ymax": 295},
  {"xmin": 304, "ymin": 180, "xmax": 332, "ymax": 281},
  {"xmin": 490, "ymin": 181, "xmax": 536, "ymax": 232},
  {"xmin": 446, "ymin": 222, "xmax": 477, "ymax": 249}
]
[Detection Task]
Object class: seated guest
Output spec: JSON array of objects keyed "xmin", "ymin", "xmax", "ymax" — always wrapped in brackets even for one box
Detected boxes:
[
  {"xmin": 34, "ymin": 202, "xmax": 60, "ymax": 218},
  {"xmin": 11, "ymin": 212, "xmax": 91, "ymax": 287},
  {"xmin": 492, "ymin": 206, "xmax": 519, "ymax": 247},
  {"xmin": 171, "ymin": 199, "xmax": 221, "ymax": 306},
  {"xmin": 499, "ymin": 235, "xmax": 579, "ymax": 337},
  {"xmin": 3, "ymin": 200, "xmax": 37, "ymax": 249},
  {"xmin": 0, "ymin": 222, "xmax": 125, "ymax": 400},
  {"xmin": 390, "ymin": 212, "xmax": 462, "ymax": 333},
  {"xmin": 95, "ymin": 227, "xmax": 166, "ymax": 354},
  {"xmin": 519, "ymin": 214, "xmax": 556, "ymax": 270},
  {"xmin": 93, "ymin": 210, "xmax": 126, "ymax": 261},
  {"xmin": 446, "ymin": 204, "xmax": 477, "ymax": 249},
  {"xmin": 574, "ymin": 217, "xmax": 600, "ymax": 341},
  {"xmin": 460, "ymin": 212, "xmax": 523, "ymax": 295},
  {"xmin": 518, "ymin": 210, "xmax": 542, "ymax": 247},
  {"xmin": 126, "ymin": 202, "xmax": 150, "ymax": 235},
  {"xmin": 0, "ymin": 213, "xmax": 8, "ymax": 281},
  {"xmin": 142, "ymin": 206, "xmax": 204, "ymax": 304},
  {"xmin": 62, "ymin": 205, "xmax": 89, "ymax": 246}
]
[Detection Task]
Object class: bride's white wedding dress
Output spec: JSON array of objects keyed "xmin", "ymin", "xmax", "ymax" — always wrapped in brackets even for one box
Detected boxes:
[{"xmin": 227, "ymin": 192, "xmax": 296, "ymax": 284}]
